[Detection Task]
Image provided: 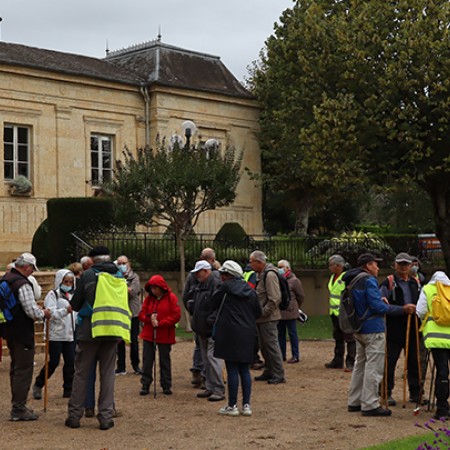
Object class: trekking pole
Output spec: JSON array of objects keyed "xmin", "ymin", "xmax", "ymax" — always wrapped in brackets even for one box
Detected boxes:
[
  {"xmin": 403, "ymin": 314, "xmax": 412, "ymax": 409},
  {"xmin": 43, "ymin": 317, "xmax": 50, "ymax": 413},
  {"xmin": 382, "ymin": 318, "xmax": 388, "ymax": 409},
  {"xmin": 414, "ymin": 348, "xmax": 429, "ymax": 416},
  {"xmin": 153, "ymin": 324, "xmax": 157, "ymax": 399},
  {"xmin": 413, "ymin": 315, "xmax": 423, "ymax": 415}
]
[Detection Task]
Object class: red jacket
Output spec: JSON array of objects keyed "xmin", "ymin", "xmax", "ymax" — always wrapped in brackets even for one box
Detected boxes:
[{"xmin": 139, "ymin": 275, "xmax": 181, "ymax": 344}]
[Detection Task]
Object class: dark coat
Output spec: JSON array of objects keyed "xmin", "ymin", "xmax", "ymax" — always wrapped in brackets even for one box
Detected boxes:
[
  {"xmin": 211, "ymin": 277, "xmax": 262, "ymax": 363},
  {"xmin": 280, "ymin": 271, "xmax": 305, "ymax": 321}
]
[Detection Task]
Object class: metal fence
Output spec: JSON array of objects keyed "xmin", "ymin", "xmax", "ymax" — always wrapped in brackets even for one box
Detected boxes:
[{"xmin": 74, "ymin": 231, "xmax": 432, "ymax": 271}]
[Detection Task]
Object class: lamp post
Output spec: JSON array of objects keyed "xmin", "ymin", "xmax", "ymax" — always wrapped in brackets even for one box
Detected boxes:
[{"xmin": 181, "ymin": 120, "xmax": 197, "ymax": 149}]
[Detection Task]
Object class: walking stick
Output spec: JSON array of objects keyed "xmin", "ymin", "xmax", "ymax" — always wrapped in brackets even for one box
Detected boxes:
[
  {"xmin": 43, "ymin": 317, "xmax": 50, "ymax": 413},
  {"xmin": 153, "ymin": 325, "xmax": 157, "ymax": 399},
  {"xmin": 403, "ymin": 314, "xmax": 412, "ymax": 409},
  {"xmin": 381, "ymin": 319, "xmax": 389, "ymax": 409},
  {"xmin": 413, "ymin": 315, "xmax": 423, "ymax": 414},
  {"xmin": 414, "ymin": 348, "xmax": 429, "ymax": 416}
]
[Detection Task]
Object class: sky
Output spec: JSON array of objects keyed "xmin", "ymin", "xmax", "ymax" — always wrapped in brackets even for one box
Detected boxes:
[{"xmin": 0, "ymin": 0, "xmax": 294, "ymax": 82}]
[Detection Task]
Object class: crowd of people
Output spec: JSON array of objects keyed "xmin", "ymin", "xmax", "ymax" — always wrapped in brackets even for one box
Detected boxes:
[{"xmin": 1, "ymin": 246, "xmax": 449, "ymax": 429}]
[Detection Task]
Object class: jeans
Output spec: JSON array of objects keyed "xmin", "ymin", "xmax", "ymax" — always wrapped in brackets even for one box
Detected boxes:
[
  {"xmin": 277, "ymin": 319, "xmax": 299, "ymax": 360},
  {"xmin": 225, "ymin": 361, "xmax": 251, "ymax": 406}
]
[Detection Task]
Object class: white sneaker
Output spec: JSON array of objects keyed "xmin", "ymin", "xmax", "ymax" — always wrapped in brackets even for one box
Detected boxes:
[
  {"xmin": 242, "ymin": 404, "xmax": 252, "ymax": 416},
  {"xmin": 219, "ymin": 405, "xmax": 239, "ymax": 416}
]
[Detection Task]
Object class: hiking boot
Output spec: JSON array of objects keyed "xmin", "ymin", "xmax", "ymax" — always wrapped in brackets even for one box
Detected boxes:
[
  {"xmin": 254, "ymin": 373, "xmax": 272, "ymax": 381},
  {"xmin": 344, "ymin": 363, "xmax": 354, "ymax": 372},
  {"xmin": 163, "ymin": 388, "xmax": 173, "ymax": 395},
  {"xmin": 218, "ymin": 405, "xmax": 239, "ymax": 416},
  {"xmin": 64, "ymin": 417, "xmax": 80, "ymax": 428},
  {"xmin": 208, "ymin": 394, "xmax": 225, "ymax": 402},
  {"xmin": 197, "ymin": 390, "xmax": 213, "ymax": 398},
  {"xmin": 133, "ymin": 367, "xmax": 142, "ymax": 375},
  {"xmin": 287, "ymin": 357, "xmax": 299, "ymax": 364},
  {"xmin": 433, "ymin": 410, "xmax": 449, "ymax": 420},
  {"xmin": 115, "ymin": 369, "xmax": 126, "ymax": 376},
  {"xmin": 63, "ymin": 389, "xmax": 72, "ymax": 398},
  {"xmin": 32, "ymin": 384, "xmax": 42, "ymax": 400},
  {"xmin": 387, "ymin": 396, "xmax": 397, "ymax": 407},
  {"xmin": 251, "ymin": 361, "xmax": 265, "ymax": 370},
  {"xmin": 11, "ymin": 408, "xmax": 39, "ymax": 422},
  {"xmin": 325, "ymin": 360, "xmax": 343, "ymax": 369},
  {"xmin": 267, "ymin": 378, "xmax": 286, "ymax": 385},
  {"xmin": 191, "ymin": 371, "xmax": 202, "ymax": 387},
  {"xmin": 361, "ymin": 407, "xmax": 392, "ymax": 417},
  {"xmin": 242, "ymin": 404, "xmax": 252, "ymax": 416},
  {"xmin": 99, "ymin": 420, "xmax": 114, "ymax": 430},
  {"xmin": 348, "ymin": 405, "xmax": 361, "ymax": 412},
  {"xmin": 84, "ymin": 408, "xmax": 95, "ymax": 418},
  {"xmin": 140, "ymin": 387, "xmax": 150, "ymax": 396}
]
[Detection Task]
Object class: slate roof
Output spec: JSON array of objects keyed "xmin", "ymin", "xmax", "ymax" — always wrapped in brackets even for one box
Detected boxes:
[{"xmin": 0, "ymin": 40, "xmax": 253, "ymax": 99}]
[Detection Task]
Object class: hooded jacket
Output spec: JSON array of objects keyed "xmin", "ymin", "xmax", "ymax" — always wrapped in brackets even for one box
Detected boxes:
[
  {"xmin": 138, "ymin": 275, "xmax": 181, "ymax": 345},
  {"xmin": 44, "ymin": 269, "xmax": 77, "ymax": 342},
  {"xmin": 417, "ymin": 271, "xmax": 450, "ymax": 320},
  {"xmin": 342, "ymin": 268, "xmax": 404, "ymax": 334},
  {"xmin": 280, "ymin": 270, "xmax": 305, "ymax": 321},
  {"xmin": 210, "ymin": 277, "xmax": 262, "ymax": 363}
]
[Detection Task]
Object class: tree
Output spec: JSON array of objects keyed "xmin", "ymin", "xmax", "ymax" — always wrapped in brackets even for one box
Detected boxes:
[
  {"xmin": 250, "ymin": 0, "xmax": 450, "ymax": 272},
  {"xmin": 106, "ymin": 142, "xmax": 242, "ymax": 295}
]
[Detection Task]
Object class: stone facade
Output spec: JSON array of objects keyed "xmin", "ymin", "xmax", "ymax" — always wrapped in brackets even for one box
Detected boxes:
[{"xmin": 0, "ymin": 40, "xmax": 263, "ymax": 263}]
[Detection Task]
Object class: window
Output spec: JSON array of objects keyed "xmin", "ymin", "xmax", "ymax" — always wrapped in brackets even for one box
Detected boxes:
[
  {"xmin": 3, "ymin": 124, "xmax": 30, "ymax": 180},
  {"xmin": 91, "ymin": 134, "xmax": 113, "ymax": 185}
]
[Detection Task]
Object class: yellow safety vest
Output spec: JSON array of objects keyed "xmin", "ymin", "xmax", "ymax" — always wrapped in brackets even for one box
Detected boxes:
[
  {"xmin": 422, "ymin": 284, "xmax": 450, "ymax": 350},
  {"xmin": 328, "ymin": 272, "xmax": 346, "ymax": 316},
  {"xmin": 91, "ymin": 272, "xmax": 131, "ymax": 343}
]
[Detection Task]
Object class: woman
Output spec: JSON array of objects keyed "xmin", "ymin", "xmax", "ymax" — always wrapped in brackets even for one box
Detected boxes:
[
  {"xmin": 211, "ymin": 260, "xmax": 262, "ymax": 416},
  {"xmin": 139, "ymin": 274, "xmax": 181, "ymax": 396},
  {"xmin": 32, "ymin": 269, "xmax": 76, "ymax": 399},
  {"xmin": 277, "ymin": 259, "xmax": 305, "ymax": 363}
]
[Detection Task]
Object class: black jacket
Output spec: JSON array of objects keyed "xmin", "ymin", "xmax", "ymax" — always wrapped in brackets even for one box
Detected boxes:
[{"xmin": 211, "ymin": 277, "xmax": 262, "ymax": 363}]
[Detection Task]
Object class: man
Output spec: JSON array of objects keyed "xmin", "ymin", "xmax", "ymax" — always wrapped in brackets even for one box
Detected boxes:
[
  {"xmin": 325, "ymin": 254, "xmax": 355, "ymax": 371},
  {"xmin": 115, "ymin": 255, "xmax": 142, "ymax": 375},
  {"xmin": 1, "ymin": 252, "xmax": 51, "ymax": 421},
  {"xmin": 190, "ymin": 260, "xmax": 225, "ymax": 401},
  {"xmin": 416, "ymin": 271, "xmax": 450, "ymax": 419},
  {"xmin": 379, "ymin": 252, "xmax": 421, "ymax": 406},
  {"xmin": 249, "ymin": 250, "xmax": 285, "ymax": 384},
  {"xmin": 80, "ymin": 255, "xmax": 93, "ymax": 271},
  {"xmin": 346, "ymin": 253, "xmax": 415, "ymax": 417},
  {"xmin": 66, "ymin": 246, "xmax": 129, "ymax": 430},
  {"xmin": 183, "ymin": 247, "xmax": 220, "ymax": 387}
]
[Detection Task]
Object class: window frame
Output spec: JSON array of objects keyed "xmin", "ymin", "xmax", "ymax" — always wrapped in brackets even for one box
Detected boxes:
[
  {"xmin": 3, "ymin": 123, "xmax": 31, "ymax": 181},
  {"xmin": 90, "ymin": 133, "xmax": 114, "ymax": 186}
]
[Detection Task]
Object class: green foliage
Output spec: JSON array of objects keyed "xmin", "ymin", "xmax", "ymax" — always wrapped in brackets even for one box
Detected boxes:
[
  {"xmin": 215, "ymin": 222, "xmax": 249, "ymax": 246},
  {"xmin": 31, "ymin": 219, "xmax": 51, "ymax": 267},
  {"xmin": 46, "ymin": 198, "xmax": 114, "ymax": 267}
]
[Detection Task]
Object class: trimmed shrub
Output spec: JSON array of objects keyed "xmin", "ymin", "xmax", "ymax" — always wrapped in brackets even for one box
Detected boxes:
[
  {"xmin": 31, "ymin": 218, "xmax": 51, "ymax": 267},
  {"xmin": 215, "ymin": 222, "xmax": 249, "ymax": 245}
]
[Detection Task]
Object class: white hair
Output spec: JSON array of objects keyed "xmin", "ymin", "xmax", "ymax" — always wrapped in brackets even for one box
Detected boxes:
[
  {"xmin": 250, "ymin": 250, "xmax": 267, "ymax": 263},
  {"xmin": 278, "ymin": 259, "xmax": 291, "ymax": 270}
]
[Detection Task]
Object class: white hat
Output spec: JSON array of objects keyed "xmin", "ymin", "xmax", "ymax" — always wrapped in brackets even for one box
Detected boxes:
[
  {"xmin": 190, "ymin": 260, "xmax": 212, "ymax": 273},
  {"xmin": 17, "ymin": 252, "xmax": 39, "ymax": 271},
  {"xmin": 218, "ymin": 260, "xmax": 243, "ymax": 278}
]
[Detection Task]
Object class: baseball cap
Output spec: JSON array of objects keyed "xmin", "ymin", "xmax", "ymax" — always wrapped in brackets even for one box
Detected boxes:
[
  {"xmin": 16, "ymin": 252, "xmax": 39, "ymax": 271},
  {"xmin": 88, "ymin": 246, "xmax": 110, "ymax": 257},
  {"xmin": 218, "ymin": 260, "xmax": 243, "ymax": 278},
  {"xmin": 190, "ymin": 260, "xmax": 212, "ymax": 273},
  {"xmin": 395, "ymin": 252, "xmax": 413, "ymax": 263},
  {"xmin": 357, "ymin": 253, "xmax": 383, "ymax": 266}
]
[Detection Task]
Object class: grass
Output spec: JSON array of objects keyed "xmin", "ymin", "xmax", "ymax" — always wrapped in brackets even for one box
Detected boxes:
[
  {"xmin": 362, "ymin": 432, "xmax": 437, "ymax": 449},
  {"xmin": 175, "ymin": 314, "xmax": 333, "ymax": 341}
]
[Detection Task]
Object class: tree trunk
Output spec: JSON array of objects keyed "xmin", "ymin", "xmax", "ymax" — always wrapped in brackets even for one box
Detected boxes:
[
  {"xmin": 294, "ymin": 197, "xmax": 311, "ymax": 236},
  {"xmin": 176, "ymin": 233, "xmax": 192, "ymax": 332},
  {"xmin": 424, "ymin": 177, "xmax": 450, "ymax": 274}
]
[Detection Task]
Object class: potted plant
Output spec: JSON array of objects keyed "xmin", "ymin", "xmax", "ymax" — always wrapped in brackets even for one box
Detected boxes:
[{"xmin": 8, "ymin": 175, "xmax": 33, "ymax": 196}]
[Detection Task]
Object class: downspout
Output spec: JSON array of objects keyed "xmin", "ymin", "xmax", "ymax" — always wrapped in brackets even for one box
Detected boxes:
[{"xmin": 140, "ymin": 84, "xmax": 151, "ymax": 148}]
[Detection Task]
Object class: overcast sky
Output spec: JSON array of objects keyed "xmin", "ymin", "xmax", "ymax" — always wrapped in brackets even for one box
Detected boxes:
[{"xmin": 1, "ymin": 0, "xmax": 294, "ymax": 82}]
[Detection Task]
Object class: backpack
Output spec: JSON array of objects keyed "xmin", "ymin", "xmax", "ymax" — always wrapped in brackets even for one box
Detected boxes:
[
  {"xmin": 263, "ymin": 270, "xmax": 291, "ymax": 311},
  {"xmin": 0, "ymin": 279, "xmax": 18, "ymax": 323},
  {"xmin": 338, "ymin": 272, "xmax": 370, "ymax": 334},
  {"xmin": 431, "ymin": 282, "xmax": 450, "ymax": 326}
]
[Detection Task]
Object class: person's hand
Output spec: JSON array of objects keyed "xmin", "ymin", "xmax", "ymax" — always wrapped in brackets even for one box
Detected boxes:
[
  {"xmin": 403, "ymin": 303, "xmax": 416, "ymax": 314},
  {"xmin": 43, "ymin": 309, "xmax": 52, "ymax": 320},
  {"xmin": 381, "ymin": 296, "xmax": 389, "ymax": 304},
  {"xmin": 67, "ymin": 305, "xmax": 73, "ymax": 314},
  {"xmin": 151, "ymin": 313, "xmax": 158, "ymax": 327}
]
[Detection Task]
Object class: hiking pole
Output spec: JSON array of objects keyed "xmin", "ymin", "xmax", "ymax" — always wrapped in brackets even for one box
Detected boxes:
[
  {"xmin": 413, "ymin": 315, "xmax": 423, "ymax": 415},
  {"xmin": 153, "ymin": 324, "xmax": 157, "ymax": 399},
  {"xmin": 43, "ymin": 317, "xmax": 50, "ymax": 413},
  {"xmin": 403, "ymin": 314, "xmax": 412, "ymax": 409},
  {"xmin": 414, "ymin": 348, "xmax": 429, "ymax": 416},
  {"xmin": 382, "ymin": 319, "xmax": 389, "ymax": 409}
]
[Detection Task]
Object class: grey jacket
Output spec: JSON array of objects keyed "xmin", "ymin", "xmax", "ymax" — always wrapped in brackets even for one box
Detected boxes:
[
  {"xmin": 255, "ymin": 263, "xmax": 282, "ymax": 323},
  {"xmin": 125, "ymin": 269, "xmax": 142, "ymax": 318}
]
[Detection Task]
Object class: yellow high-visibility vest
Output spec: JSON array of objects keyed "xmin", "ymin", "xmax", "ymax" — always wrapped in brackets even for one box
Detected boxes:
[
  {"xmin": 91, "ymin": 272, "xmax": 131, "ymax": 343},
  {"xmin": 328, "ymin": 272, "xmax": 346, "ymax": 316},
  {"xmin": 422, "ymin": 284, "xmax": 450, "ymax": 350}
]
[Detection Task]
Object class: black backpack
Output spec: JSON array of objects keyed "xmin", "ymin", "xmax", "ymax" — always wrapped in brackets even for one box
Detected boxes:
[
  {"xmin": 338, "ymin": 272, "xmax": 370, "ymax": 334},
  {"xmin": 263, "ymin": 270, "xmax": 291, "ymax": 311}
]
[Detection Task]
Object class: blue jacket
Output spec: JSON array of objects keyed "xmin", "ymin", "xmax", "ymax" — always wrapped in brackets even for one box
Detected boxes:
[{"xmin": 342, "ymin": 268, "xmax": 404, "ymax": 334}]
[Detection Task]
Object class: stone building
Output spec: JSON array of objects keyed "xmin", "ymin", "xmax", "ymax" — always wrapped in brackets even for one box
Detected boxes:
[{"xmin": 0, "ymin": 39, "xmax": 263, "ymax": 262}]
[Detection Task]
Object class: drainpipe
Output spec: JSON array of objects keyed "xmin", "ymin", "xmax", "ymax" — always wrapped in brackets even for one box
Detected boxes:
[{"xmin": 140, "ymin": 85, "xmax": 151, "ymax": 148}]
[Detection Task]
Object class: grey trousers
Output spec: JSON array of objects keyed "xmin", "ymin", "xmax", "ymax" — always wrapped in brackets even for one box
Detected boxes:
[
  {"xmin": 7, "ymin": 340, "xmax": 35, "ymax": 414},
  {"xmin": 348, "ymin": 332, "xmax": 385, "ymax": 411},
  {"xmin": 198, "ymin": 335, "xmax": 224, "ymax": 396},
  {"xmin": 67, "ymin": 340, "xmax": 117, "ymax": 422},
  {"xmin": 257, "ymin": 321, "xmax": 285, "ymax": 380}
]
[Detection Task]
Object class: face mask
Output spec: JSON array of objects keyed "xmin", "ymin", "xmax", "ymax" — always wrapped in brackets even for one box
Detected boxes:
[
  {"xmin": 60, "ymin": 284, "xmax": 73, "ymax": 293},
  {"xmin": 118, "ymin": 264, "xmax": 128, "ymax": 274},
  {"xmin": 278, "ymin": 268, "xmax": 285, "ymax": 275},
  {"xmin": 410, "ymin": 266, "xmax": 419, "ymax": 275}
]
